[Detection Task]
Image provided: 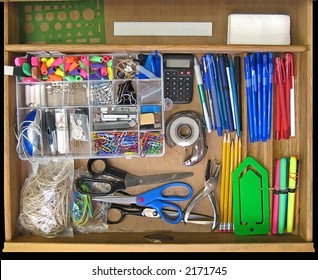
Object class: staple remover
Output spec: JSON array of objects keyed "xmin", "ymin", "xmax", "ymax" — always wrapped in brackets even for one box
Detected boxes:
[{"xmin": 183, "ymin": 159, "xmax": 221, "ymax": 231}]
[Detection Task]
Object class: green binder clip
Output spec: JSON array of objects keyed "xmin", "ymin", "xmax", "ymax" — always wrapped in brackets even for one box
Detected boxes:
[{"xmin": 232, "ymin": 156, "xmax": 270, "ymax": 235}]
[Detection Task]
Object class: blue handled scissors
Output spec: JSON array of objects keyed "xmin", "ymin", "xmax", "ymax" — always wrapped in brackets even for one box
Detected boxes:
[{"xmin": 92, "ymin": 182, "xmax": 193, "ymax": 224}]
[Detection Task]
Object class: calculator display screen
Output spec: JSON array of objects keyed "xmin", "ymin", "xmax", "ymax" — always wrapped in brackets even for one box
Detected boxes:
[{"xmin": 166, "ymin": 59, "xmax": 190, "ymax": 68}]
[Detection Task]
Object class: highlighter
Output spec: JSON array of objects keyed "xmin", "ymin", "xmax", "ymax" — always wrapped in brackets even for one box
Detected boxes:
[
  {"xmin": 286, "ymin": 156, "xmax": 298, "ymax": 233},
  {"xmin": 278, "ymin": 157, "xmax": 288, "ymax": 234},
  {"xmin": 271, "ymin": 158, "xmax": 280, "ymax": 234}
]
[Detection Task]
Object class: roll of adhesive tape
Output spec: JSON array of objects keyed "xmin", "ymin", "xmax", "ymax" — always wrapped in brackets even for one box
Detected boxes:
[{"xmin": 169, "ymin": 116, "xmax": 199, "ymax": 147}]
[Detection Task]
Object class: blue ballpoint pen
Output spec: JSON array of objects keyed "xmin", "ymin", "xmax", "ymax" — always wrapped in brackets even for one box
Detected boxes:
[
  {"xmin": 219, "ymin": 54, "xmax": 234, "ymax": 132},
  {"xmin": 201, "ymin": 56, "xmax": 216, "ymax": 130},
  {"xmin": 267, "ymin": 52, "xmax": 274, "ymax": 140},
  {"xmin": 244, "ymin": 55, "xmax": 254, "ymax": 142},
  {"xmin": 228, "ymin": 55, "xmax": 241, "ymax": 137},
  {"xmin": 194, "ymin": 56, "xmax": 212, "ymax": 133},
  {"xmin": 249, "ymin": 53, "xmax": 258, "ymax": 142},
  {"xmin": 215, "ymin": 55, "xmax": 228, "ymax": 130},
  {"xmin": 256, "ymin": 52, "xmax": 262, "ymax": 141},
  {"xmin": 262, "ymin": 53, "xmax": 269, "ymax": 142},
  {"xmin": 206, "ymin": 54, "xmax": 222, "ymax": 136}
]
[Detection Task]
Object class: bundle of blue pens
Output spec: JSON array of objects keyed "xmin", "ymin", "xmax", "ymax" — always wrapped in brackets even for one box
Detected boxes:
[
  {"xmin": 199, "ymin": 54, "xmax": 242, "ymax": 137},
  {"xmin": 244, "ymin": 52, "xmax": 274, "ymax": 143}
]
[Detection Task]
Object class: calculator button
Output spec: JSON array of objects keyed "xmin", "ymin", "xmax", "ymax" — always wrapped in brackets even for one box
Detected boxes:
[
  {"xmin": 178, "ymin": 97, "xmax": 184, "ymax": 101},
  {"xmin": 185, "ymin": 96, "xmax": 191, "ymax": 102}
]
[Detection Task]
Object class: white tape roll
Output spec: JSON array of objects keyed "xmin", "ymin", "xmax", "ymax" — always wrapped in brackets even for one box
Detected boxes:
[{"xmin": 169, "ymin": 116, "xmax": 199, "ymax": 147}]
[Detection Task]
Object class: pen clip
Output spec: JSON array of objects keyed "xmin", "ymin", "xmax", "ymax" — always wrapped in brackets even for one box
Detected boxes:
[
  {"xmin": 274, "ymin": 57, "xmax": 285, "ymax": 85},
  {"xmin": 284, "ymin": 52, "xmax": 294, "ymax": 81},
  {"xmin": 206, "ymin": 54, "xmax": 217, "ymax": 81}
]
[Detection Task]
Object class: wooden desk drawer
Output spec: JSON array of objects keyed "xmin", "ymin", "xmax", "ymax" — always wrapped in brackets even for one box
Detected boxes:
[{"xmin": 3, "ymin": 0, "xmax": 314, "ymax": 252}]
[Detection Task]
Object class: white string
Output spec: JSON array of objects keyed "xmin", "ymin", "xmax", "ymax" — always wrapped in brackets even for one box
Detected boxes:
[{"xmin": 18, "ymin": 161, "xmax": 73, "ymax": 237}]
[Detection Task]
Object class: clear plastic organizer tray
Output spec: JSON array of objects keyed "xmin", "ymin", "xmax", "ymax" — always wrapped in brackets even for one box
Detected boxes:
[{"xmin": 15, "ymin": 52, "xmax": 165, "ymax": 159}]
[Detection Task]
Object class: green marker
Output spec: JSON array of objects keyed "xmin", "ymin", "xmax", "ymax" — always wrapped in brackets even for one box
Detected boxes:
[
  {"xmin": 194, "ymin": 57, "xmax": 212, "ymax": 133},
  {"xmin": 278, "ymin": 157, "xmax": 288, "ymax": 234}
]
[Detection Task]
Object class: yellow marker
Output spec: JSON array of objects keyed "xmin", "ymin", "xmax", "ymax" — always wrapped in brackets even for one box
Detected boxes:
[
  {"xmin": 223, "ymin": 133, "xmax": 231, "ymax": 231},
  {"xmin": 286, "ymin": 156, "xmax": 298, "ymax": 233},
  {"xmin": 219, "ymin": 133, "xmax": 227, "ymax": 231},
  {"xmin": 228, "ymin": 140, "xmax": 234, "ymax": 231}
]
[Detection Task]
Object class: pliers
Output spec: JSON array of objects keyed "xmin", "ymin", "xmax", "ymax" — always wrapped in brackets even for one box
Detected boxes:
[{"xmin": 184, "ymin": 159, "xmax": 221, "ymax": 231}]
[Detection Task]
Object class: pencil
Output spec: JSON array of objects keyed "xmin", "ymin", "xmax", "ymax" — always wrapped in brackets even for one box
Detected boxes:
[
  {"xmin": 223, "ymin": 133, "xmax": 231, "ymax": 231},
  {"xmin": 238, "ymin": 136, "xmax": 242, "ymax": 164},
  {"xmin": 219, "ymin": 133, "xmax": 227, "ymax": 231},
  {"xmin": 228, "ymin": 140, "xmax": 234, "ymax": 231},
  {"xmin": 234, "ymin": 134, "xmax": 238, "ymax": 170}
]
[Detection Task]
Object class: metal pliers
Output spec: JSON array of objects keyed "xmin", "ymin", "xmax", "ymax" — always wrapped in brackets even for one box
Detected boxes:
[{"xmin": 184, "ymin": 159, "xmax": 221, "ymax": 231}]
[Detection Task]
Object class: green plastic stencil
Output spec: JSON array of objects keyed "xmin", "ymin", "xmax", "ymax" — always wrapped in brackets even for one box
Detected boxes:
[
  {"xmin": 232, "ymin": 156, "xmax": 270, "ymax": 235},
  {"xmin": 19, "ymin": 0, "xmax": 105, "ymax": 44}
]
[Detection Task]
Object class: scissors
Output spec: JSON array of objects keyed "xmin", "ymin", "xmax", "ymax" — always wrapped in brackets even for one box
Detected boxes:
[
  {"xmin": 75, "ymin": 158, "xmax": 194, "ymax": 196},
  {"xmin": 92, "ymin": 182, "xmax": 193, "ymax": 224},
  {"xmin": 106, "ymin": 203, "xmax": 215, "ymax": 225},
  {"xmin": 184, "ymin": 159, "xmax": 221, "ymax": 231}
]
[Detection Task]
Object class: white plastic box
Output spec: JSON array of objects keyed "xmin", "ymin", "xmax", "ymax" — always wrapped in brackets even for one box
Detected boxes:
[{"xmin": 15, "ymin": 52, "xmax": 165, "ymax": 160}]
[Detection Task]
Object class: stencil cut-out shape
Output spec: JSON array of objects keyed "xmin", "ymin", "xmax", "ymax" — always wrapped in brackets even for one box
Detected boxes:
[
  {"xmin": 55, "ymin": 23, "xmax": 62, "ymax": 31},
  {"xmin": 69, "ymin": 10, "xmax": 80, "ymax": 21},
  {"xmin": 46, "ymin": 12, "xmax": 54, "ymax": 21},
  {"xmin": 83, "ymin": 8, "xmax": 95, "ymax": 21},
  {"xmin": 24, "ymin": 23, "xmax": 35, "ymax": 34},
  {"xmin": 40, "ymin": 22, "xmax": 49, "ymax": 32},
  {"xmin": 25, "ymin": 14, "xmax": 32, "ymax": 21},
  {"xmin": 57, "ymin": 11, "xmax": 67, "ymax": 21}
]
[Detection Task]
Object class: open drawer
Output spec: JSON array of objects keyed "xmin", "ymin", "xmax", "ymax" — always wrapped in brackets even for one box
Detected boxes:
[{"xmin": 3, "ymin": 0, "xmax": 314, "ymax": 252}]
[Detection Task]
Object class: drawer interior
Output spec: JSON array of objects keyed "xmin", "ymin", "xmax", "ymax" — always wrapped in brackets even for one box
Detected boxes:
[{"xmin": 3, "ymin": 0, "xmax": 313, "ymax": 251}]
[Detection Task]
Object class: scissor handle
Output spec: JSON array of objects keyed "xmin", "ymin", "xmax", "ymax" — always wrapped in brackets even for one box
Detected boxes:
[
  {"xmin": 107, "ymin": 205, "xmax": 143, "ymax": 224},
  {"xmin": 75, "ymin": 177, "xmax": 126, "ymax": 196},
  {"xmin": 135, "ymin": 182, "xmax": 193, "ymax": 224},
  {"xmin": 148, "ymin": 200, "xmax": 183, "ymax": 224},
  {"xmin": 136, "ymin": 182, "xmax": 193, "ymax": 203},
  {"xmin": 87, "ymin": 158, "xmax": 127, "ymax": 180}
]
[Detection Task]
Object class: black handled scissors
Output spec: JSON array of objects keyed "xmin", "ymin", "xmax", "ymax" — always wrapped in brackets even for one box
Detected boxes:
[
  {"xmin": 107, "ymin": 204, "xmax": 216, "ymax": 225},
  {"xmin": 76, "ymin": 158, "xmax": 194, "ymax": 196}
]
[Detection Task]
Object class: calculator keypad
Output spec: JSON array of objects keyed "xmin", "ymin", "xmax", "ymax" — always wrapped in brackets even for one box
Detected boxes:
[{"xmin": 164, "ymin": 70, "xmax": 193, "ymax": 103}]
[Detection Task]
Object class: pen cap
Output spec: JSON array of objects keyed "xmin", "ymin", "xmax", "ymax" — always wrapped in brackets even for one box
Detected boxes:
[
  {"xmin": 279, "ymin": 157, "xmax": 288, "ymax": 189},
  {"xmin": 244, "ymin": 56, "xmax": 251, "ymax": 80},
  {"xmin": 274, "ymin": 57, "xmax": 285, "ymax": 84},
  {"xmin": 288, "ymin": 156, "xmax": 298, "ymax": 189},
  {"xmin": 284, "ymin": 52, "xmax": 294, "ymax": 78}
]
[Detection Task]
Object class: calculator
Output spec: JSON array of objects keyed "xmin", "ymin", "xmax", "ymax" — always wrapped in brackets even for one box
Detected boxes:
[{"xmin": 163, "ymin": 54, "xmax": 194, "ymax": 104}]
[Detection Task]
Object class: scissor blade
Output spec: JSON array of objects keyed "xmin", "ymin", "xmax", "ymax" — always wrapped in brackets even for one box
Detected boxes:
[
  {"xmin": 126, "ymin": 172, "xmax": 194, "ymax": 187},
  {"xmin": 92, "ymin": 196, "xmax": 136, "ymax": 204},
  {"xmin": 161, "ymin": 210, "xmax": 214, "ymax": 225}
]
